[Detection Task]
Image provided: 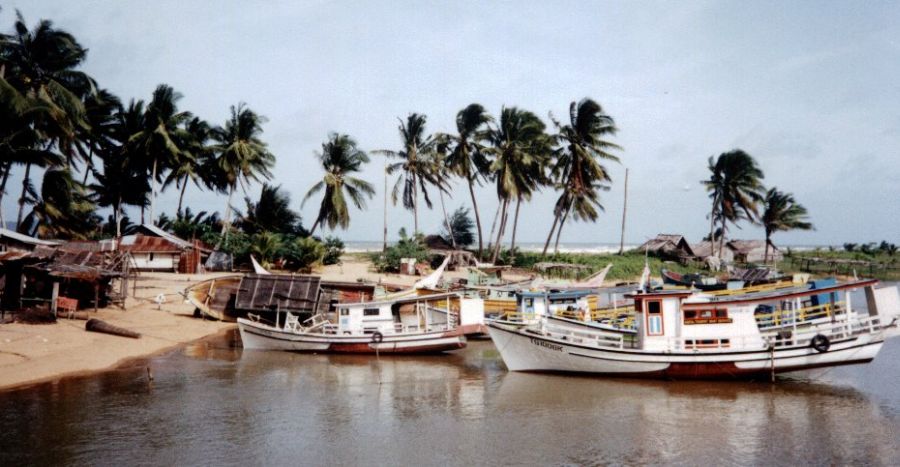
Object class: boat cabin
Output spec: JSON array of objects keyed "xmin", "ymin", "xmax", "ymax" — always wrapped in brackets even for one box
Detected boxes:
[
  {"xmin": 630, "ymin": 290, "xmax": 766, "ymax": 351},
  {"xmin": 516, "ymin": 290, "xmax": 593, "ymax": 320},
  {"xmin": 333, "ymin": 292, "xmax": 481, "ymax": 335}
]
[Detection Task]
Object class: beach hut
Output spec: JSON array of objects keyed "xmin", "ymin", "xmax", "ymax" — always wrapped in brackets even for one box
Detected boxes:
[
  {"xmin": 727, "ymin": 240, "xmax": 782, "ymax": 263},
  {"xmin": 638, "ymin": 234, "xmax": 695, "ymax": 260}
]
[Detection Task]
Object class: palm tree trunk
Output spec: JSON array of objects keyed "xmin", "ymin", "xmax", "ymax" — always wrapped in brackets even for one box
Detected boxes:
[
  {"xmin": 114, "ymin": 195, "xmax": 123, "ymax": 238},
  {"xmin": 0, "ymin": 161, "xmax": 11, "ymax": 228},
  {"xmin": 509, "ymin": 198, "xmax": 522, "ymax": 262},
  {"xmin": 439, "ymin": 189, "xmax": 456, "ymax": 249},
  {"xmin": 491, "ymin": 199, "xmax": 510, "ymax": 263},
  {"xmin": 308, "ymin": 218, "xmax": 321, "ymax": 237},
  {"xmin": 708, "ymin": 194, "xmax": 718, "ymax": 258},
  {"xmin": 764, "ymin": 232, "xmax": 771, "ymax": 264},
  {"xmin": 15, "ymin": 162, "xmax": 32, "ymax": 231},
  {"xmin": 542, "ymin": 211, "xmax": 560, "ymax": 257},
  {"xmin": 486, "ymin": 202, "xmax": 501, "ymax": 256},
  {"xmin": 554, "ymin": 207, "xmax": 571, "ymax": 254},
  {"xmin": 718, "ymin": 214, "xmax": 727, "ymax": 260},
  {"xmin": 467, "ymin": 176, "xmax": 483, "ymax": 257},
  {"xmin": 177, "ymin": 175, "xmax": 188, "ymax": 214},
  {"xmin": 221, "ymin": 183, "xmax": 235, "ymax": 237},
  {"xmin": 149, "ymin": 158, "xmax": 158, "ymax": 225},
  {"xmin": 412, "ymin": 172, "xmax": 418, "ymax": 235}
]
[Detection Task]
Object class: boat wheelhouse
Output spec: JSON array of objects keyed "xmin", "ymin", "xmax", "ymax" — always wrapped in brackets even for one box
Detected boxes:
[
  {"xmin": 237, "ymin": 292, "xmax": 477, "ymax": 354},
  {"xmin": 487, "ymin": 279, "xmax": 900, "ymax": 379}
]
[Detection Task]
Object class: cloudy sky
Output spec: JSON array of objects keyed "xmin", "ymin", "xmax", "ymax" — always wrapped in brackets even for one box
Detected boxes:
[{"xmin": 3, "ymin": 1, "xmax": 898, "ymax": 246}]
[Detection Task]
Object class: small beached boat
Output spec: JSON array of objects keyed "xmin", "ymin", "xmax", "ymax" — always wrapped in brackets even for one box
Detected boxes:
[
  {"xmin": 237, "ymin": 292, "xmax": 475, "ymax": 354},
  {"xmin": 488, "ymin": 279, "xmax": 900, "ymax": 379},
  {"xmin": 184, "ymin": 275, "xmax": 243, "ymax": 321}
]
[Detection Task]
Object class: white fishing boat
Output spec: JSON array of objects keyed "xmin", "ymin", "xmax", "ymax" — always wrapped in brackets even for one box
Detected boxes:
[
  {"xmin": 238, "ymin": 292, "xmax": 477, "ymax": 354},
  {"xmin": 487, "ymin": 279, "xmax": 900, "ymax": 379}
]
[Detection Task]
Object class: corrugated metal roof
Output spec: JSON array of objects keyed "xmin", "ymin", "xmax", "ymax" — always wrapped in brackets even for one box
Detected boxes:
[
  {"xmin": 118, "ymin": 235, "xmax": 183, "ymax": 253},
  {"xmin": 234, "ymin": 274, "xmax": 321, "ymax": 313},
  {"xmin": 0, "ymin": 228, "xmax": 62, "ymax": 246}
]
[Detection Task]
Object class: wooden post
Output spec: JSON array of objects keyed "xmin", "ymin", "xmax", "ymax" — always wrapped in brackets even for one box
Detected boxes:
[
  {"xmin": 51, "ymin": 282, "xmax": 60, "ymax": 317},
  {"xmin": 94, "ymin": 283, "xmax": 100, "ymax": 312},
  {"xmin": 618, "ymin": 168, "xmax": 629, "ymax": 255}
]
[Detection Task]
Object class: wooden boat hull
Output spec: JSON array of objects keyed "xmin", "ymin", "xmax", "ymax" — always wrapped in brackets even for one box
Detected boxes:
[
  {"xmin": 486, "ymin": 321, "xmax": 885, "ymax": 380},
  {"xmin": 184, "ymin": 275, "xmax": 242, "ymax": 322},
  {"xmin": 237, "ymin": 318, "xmax": 467, "ymax": 354}
]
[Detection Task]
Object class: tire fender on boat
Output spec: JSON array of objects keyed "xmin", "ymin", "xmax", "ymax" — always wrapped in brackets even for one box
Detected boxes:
[
  {"xmin": 811, "ymin": 334, "xmax": 830, "ymax": 353},
  {"xmin": 371, "ymin": 331, "xmax": 384, "ymax": 344}
]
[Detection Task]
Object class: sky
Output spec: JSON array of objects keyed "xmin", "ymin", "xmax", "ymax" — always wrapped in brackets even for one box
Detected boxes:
[{"xmin": 2, "ymin": 1, "xmax": 899, "ymax": 246}]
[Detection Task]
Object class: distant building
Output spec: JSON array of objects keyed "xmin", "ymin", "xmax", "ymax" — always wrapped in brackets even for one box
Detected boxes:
[
  {"xmin": 118, "ymin": 234, "xmax": 185, "ymax": 272},
  {"xmin": 638, "ymin": 234, "xmax": 695, "ymax": 260},
  {"xmin": 727, "ymin": 240, "xmax": 782, "ymax": 263},
  {"xmin": 689, "ymin": 241, "xmax": 735, "ymax": 263}
]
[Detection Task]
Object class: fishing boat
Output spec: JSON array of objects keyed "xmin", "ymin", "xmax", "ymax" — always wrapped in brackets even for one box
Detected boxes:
[
  {"xmin": 237, "ymin": 292, "xmax": 474, "ymax": 353},
  {"xmin": 661, "ymin": 268, "xmax": 739, "ymax": 291},
  {"xmin": 487, "ymin": 279, "xmax": 900, "ymax": 379}
]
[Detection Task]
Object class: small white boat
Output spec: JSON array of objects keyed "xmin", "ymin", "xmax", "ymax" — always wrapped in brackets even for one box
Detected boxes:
[
  {"xmin": 488, "ymin": 279, "xmax": 900, "ymax": 379},
  {"xmin": 238, "ymin": 292, "xmax": 475, "ymax": 354}
]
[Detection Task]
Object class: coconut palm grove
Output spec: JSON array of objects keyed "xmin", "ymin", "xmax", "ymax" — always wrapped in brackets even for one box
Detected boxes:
[{"xmin": 1, "ymin": 9, "xmax": 895, "ymax": 273}]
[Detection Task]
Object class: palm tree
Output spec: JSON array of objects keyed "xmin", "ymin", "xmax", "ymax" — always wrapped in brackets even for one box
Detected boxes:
[
  {"xmin": 440, "ymin": 104, "xmax": 492, "ymax": 257},
  {"xmin": 210, "ymin": 103, "xmax": 275, "ymax": 236},
  {"xmin": 484, "ymin": 106, "xmax": 551, "ymax": 262},
  {"xmin": 702, "ymin": 150, "xmax": 765, "ymax": 259},
  {"xmin": 240, "ymin": 183, "xmax": 302, "ymax": 235},
  {"xmin": 20, "ymin": 168, "xmax": 97, "ymax": 239},
  {"xmin": 303, "ymin": 133, "xmax": 374, "ymax": 235},
  {"xmin": 76, "ymin": 89, "xmax": 122, "ymax": 184},
  {"xmin": 1, "ymin": 12, "xmax": 95, "ymax": 229},
  {"xmin": 761, "ymin": 188, "xmax": 813, "ymax": 263},
  {"xmin": 129, "ymin": 84, "xmax": 192, "ymax": 225},
  {"xmin": 90, "ymin": 99, "xmax": 151, "ymax": 237},
  {"xmin": 164, "ymin": 116, "xmax": 210, "ymax": 214},
  {"xmin": 542, "ymin": 98, "xmax": 621, "ymax": 256},
  {"xmin": 376, "ymin": 113, "xmax": 440, "ymax": 235}
]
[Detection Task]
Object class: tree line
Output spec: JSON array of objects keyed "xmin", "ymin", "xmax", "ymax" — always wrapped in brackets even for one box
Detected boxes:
[{"xmin": 2, "ymin": 10, "xmax": 817, "ymax": 269}]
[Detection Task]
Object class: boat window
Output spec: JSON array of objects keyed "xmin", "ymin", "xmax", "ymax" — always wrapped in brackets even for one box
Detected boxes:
[
  {"xmin": 699, "ymin": 310, "xmax": 714, "ymax": 319},
  {"xmin": 525, "ymin": 298, "xmax": 533, "ymax": 307},
  {"xmin": 363, "ymin": 308, "xmax": 380, "ymax": 316},
  {"xmin": 340, "ymin": 309, "xmax": 349, "ymax": 316},
  {"xmin": 647, "ymin": 301, "xmax": 661, "ymax": 314},
  {"xmin": 684, "ymin": 309, "xmax": 731, "ymax": 324},
  {"xmin": 716, "ymin": 309, "xmax": 728, "ymax": 318}
]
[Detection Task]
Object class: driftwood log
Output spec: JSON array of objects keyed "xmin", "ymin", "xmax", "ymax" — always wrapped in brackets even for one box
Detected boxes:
[{"xmin": 85, "ymin": 318, "xmax": 141, "ymax": 339}]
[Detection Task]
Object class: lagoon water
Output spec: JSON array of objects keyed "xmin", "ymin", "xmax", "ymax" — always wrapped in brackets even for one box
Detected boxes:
[{"xmin": 1, "ymin": 332, "xmax": 898, "ymax": 466}]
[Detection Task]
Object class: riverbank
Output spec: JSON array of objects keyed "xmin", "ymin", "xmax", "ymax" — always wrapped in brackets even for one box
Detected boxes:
[{"xmin": 0, "ymin": 272, "xmax": 236, "ymax": 391}]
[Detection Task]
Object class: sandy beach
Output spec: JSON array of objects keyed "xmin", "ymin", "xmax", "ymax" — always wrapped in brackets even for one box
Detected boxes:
[
  {"xmin": 0, "ymin": 255, "xmax": 522, "ymax": 391},
  {"xmin": 0, "ymin": 272, "xmax": 239, "ymax": 391}
]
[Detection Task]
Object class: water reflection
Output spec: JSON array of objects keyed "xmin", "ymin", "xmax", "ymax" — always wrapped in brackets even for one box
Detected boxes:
[{"xmin": 0, "ymin": 336, "xmax": 897, "ymax": 465}]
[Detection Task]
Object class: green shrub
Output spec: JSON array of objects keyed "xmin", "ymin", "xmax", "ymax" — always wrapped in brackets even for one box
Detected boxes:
[
  {"xmin": 372, "ymin": 229, "xmax": 430, "ymax": 272},
  {"xmin": 323, "ymin": 236, "xmax": 344, "ymax": 265},
  {"xmin": 283, "ymin": 237, "xmax": 325, "ymax": 270}
]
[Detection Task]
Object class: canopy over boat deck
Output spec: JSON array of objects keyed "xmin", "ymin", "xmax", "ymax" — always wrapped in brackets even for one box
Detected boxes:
[{"xmin": 235, "ymin": 274, "xmax": 321, "ymax": 314}]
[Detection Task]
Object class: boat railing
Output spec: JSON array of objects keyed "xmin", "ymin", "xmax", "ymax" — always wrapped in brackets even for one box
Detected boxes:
[
  {"xmin": 755, "ymin": 301, "xmax": 846, "ymax": 329},
  {"xmin": 707, "ymin": 280, "xmax": 796, "ymax": 297},
  {"xmin": 533, "ymin": 324, "xmax": 629, "ymax": 350},
  {"xmin": 498, "ymin": 311, "xmax": 541, "ymax": 323},
  {"xmin": 391, "ymin": 322, "xmax": 453, "ymax": 334}
]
